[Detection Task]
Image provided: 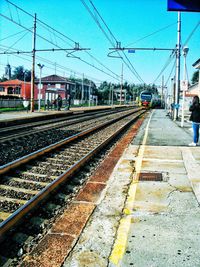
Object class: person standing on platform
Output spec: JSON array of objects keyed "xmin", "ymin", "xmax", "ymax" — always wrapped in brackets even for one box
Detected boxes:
[
  {"xmin": 189, "ymin": 95, "xmax": 200, "ymax": 146},
  {"xmin": 57, "ymin": 95, "xmax": 62, "ymax": 111}
]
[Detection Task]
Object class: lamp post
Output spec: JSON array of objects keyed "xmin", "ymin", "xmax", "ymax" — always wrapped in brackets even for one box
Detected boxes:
[
  {"xmin": 181, "ymin": 46, "xmax": 189, "ymax": 127},
  {"xmin": 23, "ymin": 71, "xmax": 26, "ymax": 99},
  {"xmin": 37, "ymin": 63, "xmax": 44, "ymax": 111}
]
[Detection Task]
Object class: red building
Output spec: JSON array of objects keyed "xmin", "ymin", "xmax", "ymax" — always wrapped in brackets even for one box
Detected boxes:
[
  {"xmin": 35, "ymin": 74, "xmax": 69, "ymax": 103},
  {"xmin": 0, "ymin": 79, "xmax": 33, "ymax": 99}
]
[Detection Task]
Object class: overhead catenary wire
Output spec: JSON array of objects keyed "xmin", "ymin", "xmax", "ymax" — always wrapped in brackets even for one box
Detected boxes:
[
  {"xmin": 0, "ymin": 45, "xmax": 107, "ymax": 83},
  {"xmin": 152, "ymin": 49, "xmax": 176, "ymax": 84},
  {"xmin": 125, "ymin": 22, "xmax": 177, "ymax": 47},
  {"xmin": 0, "ymin": 28, "xmax": 31, "ymax": 42},
  {"xmin": 1, "ymin": 1, "xmax": 121, "ymax": 82},
  {"xmin": 164, "ymin": 59, "xmax": 176, "ymax": 87},
  {"xmin": 88, "ymin": 0, "xmax": 145, "ymax": 83},
  {"xmin": 182, "ymin": 20, "xmax": 200, "ymax": 47},
  {"xmin": 3, "ymin": 30, "xmax": 30, "ymax": 53},
  {"xmin": 81, "ymin": 0, "xmax": 145, "ymax": 83}
]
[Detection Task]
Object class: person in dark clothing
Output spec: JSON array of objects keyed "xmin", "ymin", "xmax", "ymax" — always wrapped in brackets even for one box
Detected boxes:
[
  {"xmin": 189, "ymin": 95, "xmax": 200, "ymax": 146},
  {"xmin": 67, "ymin": 95, "xmax": 71, "ymax": 110},
  {"xmin": 52, "ymin": 99, "xmax": 57, "ymax": 110},
  {"xmin": 57, "ymin": 95, "xmax": 62, "ymax": 111}
]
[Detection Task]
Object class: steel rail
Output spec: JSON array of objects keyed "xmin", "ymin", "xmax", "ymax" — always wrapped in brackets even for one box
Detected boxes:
[
  {"xmin": 0, "ymin": 109, "xmax": 145, "ymax": 241},
  {"xmin": 0, "ymin": 108, "xmax": 142, "ymax": 175},
  {"xmin": 0, "ymin": 108, "xmax": 131, "ymax": 141}
]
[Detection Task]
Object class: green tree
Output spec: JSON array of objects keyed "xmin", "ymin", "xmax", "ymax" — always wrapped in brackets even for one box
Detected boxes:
[
  {"xmin": 191, "ymin": 70, "xmax": 199, "ymax": 84},
  {"xmin": 0, "ymin": 77, "xmax": 8, "ymax": 82},
  {"xmin": 12, "ymin": 66, "xmax": 32, "ymax": 81}
]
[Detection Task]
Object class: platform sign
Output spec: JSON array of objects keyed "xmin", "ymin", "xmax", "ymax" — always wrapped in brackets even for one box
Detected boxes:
[
  {"xmin": 128, "ymin": 49, "xmax": 135, "ymax": 53},
  {"xmin": 168, "ymin": 0, "xmax": 200, "ymax": 12},
  {"xmin": 181, "ymin": 80, "xmax": 189, "ymax": 91}
]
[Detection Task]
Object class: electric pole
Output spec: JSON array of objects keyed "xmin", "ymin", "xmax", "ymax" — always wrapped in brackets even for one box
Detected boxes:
[
  {"xmin": 30, "ymin": 13, "xmax": 36, "ymax": 112},
  {"xmin": 120, "ymin": 63, "xmax": 123, "ymax": 105},
  {"xmin": 174, "ymin": 12, "xmax": 181, "ymax": 120}
]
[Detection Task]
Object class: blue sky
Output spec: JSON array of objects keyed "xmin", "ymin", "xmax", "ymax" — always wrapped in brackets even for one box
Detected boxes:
[{"xmin": 0, "ymin": 0, "xmax": 199, "ymax": 89}]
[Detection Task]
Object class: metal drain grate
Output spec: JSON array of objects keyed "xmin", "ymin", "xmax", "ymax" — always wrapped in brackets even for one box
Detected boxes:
[{"xmin": 139, "ymin": 172, "xmax": 163, "ymax": 181}]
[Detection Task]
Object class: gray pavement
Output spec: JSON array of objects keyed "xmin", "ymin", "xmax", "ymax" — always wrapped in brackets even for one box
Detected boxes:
[
  {"xmin": 0, "ymin": 110, "xmax": 49, "ymax": 121},
  {"xmin": 0, "ymin": 105, "xmax": 114, "ymax": 122},
  {"xmin": 63, "ymin": 109, "xmax": 200, "ymax": 267},
  {"xmin": 133, "ymin": 109, "xmax": 193, "ymax": 146}
]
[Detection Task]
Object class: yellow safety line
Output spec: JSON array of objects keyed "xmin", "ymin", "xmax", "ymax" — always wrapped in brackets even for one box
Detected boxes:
[{"xmin": 109, "ymin": 110, "xmax": 154, "ymax": 266}]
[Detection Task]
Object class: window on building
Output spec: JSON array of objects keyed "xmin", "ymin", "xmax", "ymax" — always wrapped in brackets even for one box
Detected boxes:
[
  {"xmin": 14, "ymin": 87, "xmax": 21, "ymax": 94},
  {"xmin": 0, "ymin": 87, "xmax": 5, "ymax": 92},
  {"xmin": 38, "ymin": 84, "xmax": 43, "ymax": 89},
  {"xmin": 55, "ymin": 83, "xmax": 61, "ymax": 89},
  {"xmin": 7, "ymin": 87, "xmax": 14, "ymax": 94}
]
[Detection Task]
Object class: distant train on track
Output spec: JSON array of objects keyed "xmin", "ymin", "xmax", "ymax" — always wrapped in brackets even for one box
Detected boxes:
[{"xmin": 139, "ymin": 90, "xmax": 161, "ymax": 108}]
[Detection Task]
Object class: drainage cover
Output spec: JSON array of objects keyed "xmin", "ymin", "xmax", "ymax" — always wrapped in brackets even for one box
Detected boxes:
[{"xmin": 139, "ymin": 172, "xmax": 163, "ymax": 181}]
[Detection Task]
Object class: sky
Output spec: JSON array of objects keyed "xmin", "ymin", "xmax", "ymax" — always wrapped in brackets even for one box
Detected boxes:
[{"xmin": 0, "ymin": 0, "xmax": 199, "ymax": 90}]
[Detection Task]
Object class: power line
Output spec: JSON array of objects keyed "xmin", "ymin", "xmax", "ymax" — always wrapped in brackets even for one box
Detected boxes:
[
  {"xmin": 89, "ymin": 0, "xmax": 118, "ymax": 43},
  {"xmin": 164, "ymin": 59, "xmax": 176, "ymax": 87},
  {"xmin": 152, "ymin": 50, "xmax": 176, "ymax": 84},
  {"xmin": 0, "ymin": 28, "xmax": 30, "ymax": 42},
  {"xmin": 89, "ymin": 0, "xmax": 145, "ymax": 83},
  {"xmin": 182, "ymin": 20, "xmax": 200, "ymax": 47},
  {"xmin": 80, "ymin": 0, "xmax": 115, "ymax": 46},
  {"xmin": 2, "ymin": 1, "xmax": 120, "ymax": 82},
  {"xmin": 125, "ymin": 22, "xmax": 177, "ymax": 47},
  {"xmin": 3, "ymin": 30, "xmax": 30, "ymax": 53},
  {"xmin": 0, "ymin": 45, "xmax": 109, "ymax": 83},
  {"xmin": 81, "ymin": 0, "xmax": 145, "ymax": 83}
]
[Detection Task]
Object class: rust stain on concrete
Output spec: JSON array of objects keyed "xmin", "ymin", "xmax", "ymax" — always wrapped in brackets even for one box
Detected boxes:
[
  {"xmin": 51, "ymin": 202, "xmax": 95, "ymax": 235},
  {"xmin": 76, "ymin": 182, "xmax": 106, "ymax": 203},
  {"xmin": 21, "ymin": 234, "xmax": 74, "ymax": 267},
  {"xmin": 74, "ymin": 251, "xmax": 106, "ymax": 267},
  {"xmin": 89, "ymin": 157, "xmax": 118, "ymax": 183}
]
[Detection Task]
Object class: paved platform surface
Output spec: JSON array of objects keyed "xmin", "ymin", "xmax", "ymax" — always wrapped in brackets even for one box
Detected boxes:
[
  {"xmin": 63, "ymin": 109, "xmax": 200, "ymax": 267},
  {"xmin": 11, "ymin": 108, "xmax": 199, "ymax": 267},
  {"xmin": 0, "ymin": 106, "xmax": 116, "ymax": 122}
]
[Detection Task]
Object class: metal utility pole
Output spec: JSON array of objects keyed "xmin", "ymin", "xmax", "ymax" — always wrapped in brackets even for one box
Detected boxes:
[
  {"xmin": 174, "ymin": 12, "xmax": 181, "ymax": 120},
  {"xmin": 111, "ymin": 85, "xmax": 114, "ymax": 106},
  {"xmin": 161, "ymin": 75, "xmax": 164, "ymax": 108},
  {"xmin": 181, "ymin": 47, "xmax": 189, "ymax": 127},
  {"xmin": 24, "ymin": 71, "xmax": 26, "ymax": 99},
  {"xmin": 120, "ymin": 63, "xmax": 123, "ymax": 105},
  {"xmin": 37, "ymin": 63, "xmax": 44, "ymax": 111},
  {"xmin": 30, "ymin": 13, "xmax": 36, "ymax": 112},
  {"xmin": 89, "ymin": 80, "xmax": 91, "ymax": 107},
  {"xmin": 81, "ymin": 73, "xmax": 84, "ymax": 104}
]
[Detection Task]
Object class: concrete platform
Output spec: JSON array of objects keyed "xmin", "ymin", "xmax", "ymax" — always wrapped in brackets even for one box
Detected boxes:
[
  {"xmin": 63, "ymin": 109, "xmax": 200, "ymax": 267},
  {"xmin": 0, "ymin": 105, "xmax": 120, "ymax": 123}
]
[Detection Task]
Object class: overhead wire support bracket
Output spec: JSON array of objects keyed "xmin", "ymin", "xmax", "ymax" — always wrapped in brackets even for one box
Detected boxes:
[
  {"xmin": 0, "ymin": 47, "xmax": 91, "ymax": 55},
  {"xmin": 107, "ymin": 41, "xmax": 123, "ymax": 58},
  {"xmin": 107, "ymin": 50, "xmax": 123, "ymax": 59},
  {"xmin": 109, "ymin": 47, "xmax": 176, "ymax": 52}
]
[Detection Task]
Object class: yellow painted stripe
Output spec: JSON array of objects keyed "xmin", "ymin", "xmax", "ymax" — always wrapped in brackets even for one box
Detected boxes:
[{"xmin": 109, "ymin": 110, "xmax": 154, "ymax": 266}]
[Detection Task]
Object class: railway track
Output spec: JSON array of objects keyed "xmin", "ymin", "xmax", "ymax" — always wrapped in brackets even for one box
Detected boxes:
[
  {"xmin": 0, "ymin": 108, "xmax": 137, "ymax": 166},
  {"xmin": 0, "ymin": 108, "xmax": 146, "ymax": 266},
  {"xmin": 0, "ymin": 107, "xmax": 130, "ymax": 139}
]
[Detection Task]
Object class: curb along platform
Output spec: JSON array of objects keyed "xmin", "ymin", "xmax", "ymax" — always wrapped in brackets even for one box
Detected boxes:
[{"xmin": 63, "ymin": 109, "xmax": 200, "ymax": 267}]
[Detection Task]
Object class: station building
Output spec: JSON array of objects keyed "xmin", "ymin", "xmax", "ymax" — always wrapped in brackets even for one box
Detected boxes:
[
  {"xmin": 186, "ymin": 58, "xmax": 200, "ymax": 97},
  {"xmin": 0, "ymin": 79, "xmax": 32, "ymax": 99},
  {"xmin": 0, "ymin": 74, "xmax": 95, "ymax": 105}
]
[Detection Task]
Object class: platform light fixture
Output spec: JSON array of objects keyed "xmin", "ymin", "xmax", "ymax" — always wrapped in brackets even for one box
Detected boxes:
[{"xmin": 181, "ymin": 46, "xmax": 189, "ymax": 127}]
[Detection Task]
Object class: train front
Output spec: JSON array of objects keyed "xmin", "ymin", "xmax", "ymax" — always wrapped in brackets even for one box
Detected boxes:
[{"xmin": 140, "ymin": 91, "xmax": 152, "ymax": 107}]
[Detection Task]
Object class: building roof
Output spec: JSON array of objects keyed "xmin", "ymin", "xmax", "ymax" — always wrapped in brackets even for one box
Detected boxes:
[
  {"xmin": 192, "ymin": 58, "xmax": 200, "ymax": 69},
  {"xmin": 0, "ymin": 79, "xmax": 31, "ymax": 86},
  {"xmin": 37, "ymin": 74, "xmax": 67, "ymax": 83}
]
